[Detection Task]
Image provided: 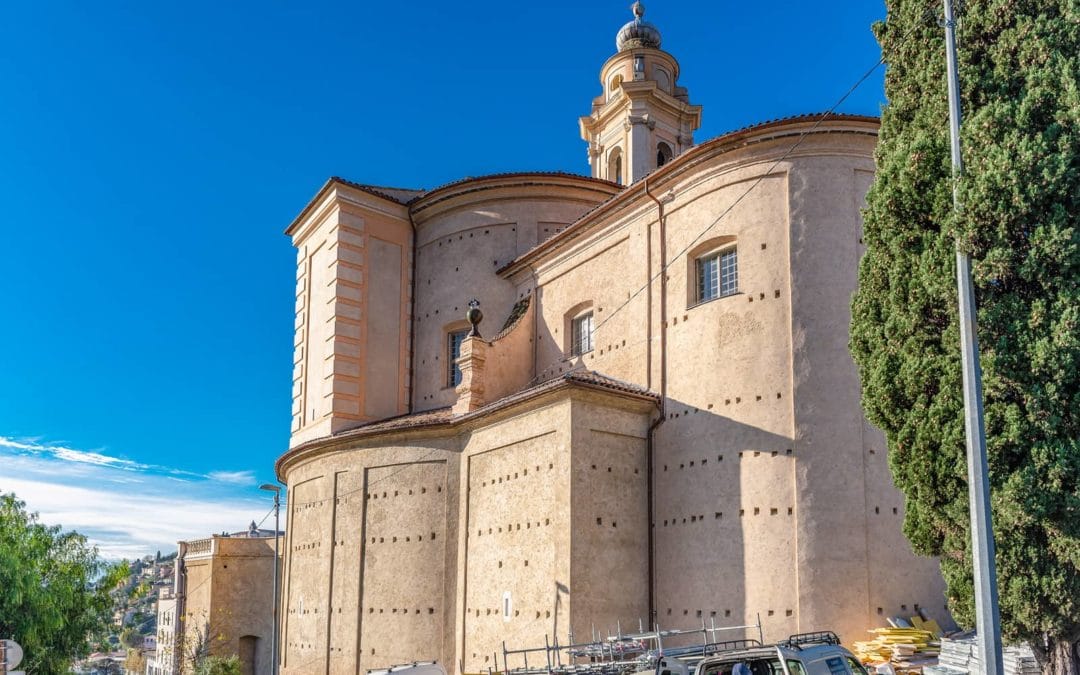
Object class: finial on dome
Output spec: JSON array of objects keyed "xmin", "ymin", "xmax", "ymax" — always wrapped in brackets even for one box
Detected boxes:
[{"xmin": 616, "ymin": 2, "xmax": 662, "ymax": 51}]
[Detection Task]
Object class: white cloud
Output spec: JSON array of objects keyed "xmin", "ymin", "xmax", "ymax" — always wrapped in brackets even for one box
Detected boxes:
[
  {"xmin": 0, "ymin": 437, "xmax": 273, "ymax": 561},
  {"xmin": 207, "ymin": 470, "xmax": 256, "ymax": 485}
]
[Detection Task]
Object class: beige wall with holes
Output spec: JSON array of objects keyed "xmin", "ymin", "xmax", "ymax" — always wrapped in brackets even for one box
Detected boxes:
[{"xmin": 278, "ymin": 118, "xmax": 948, "ymax": 674}]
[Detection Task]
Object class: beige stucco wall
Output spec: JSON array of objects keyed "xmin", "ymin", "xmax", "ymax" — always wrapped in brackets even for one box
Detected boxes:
[
  {"xmin": 177, "ymin": 537, "xmax": 278, "ymax": 674},
  {"xmin": 288, "ymin": 185, "xmax": 413, "ymax": 448},
  {"xmin": 410, "ymin": 177, "xmax": 620, "ymax": 411},
  {"xmin": 512, "ymin": 125, "xmax": 946, "ymax": 643},
  {"xmin": 277, "ymin": 387, "xmax": 655, "ymax": 675},
  {"xmin": 278, "ymin": 118, "xmax": 947, "ymax": 674}
]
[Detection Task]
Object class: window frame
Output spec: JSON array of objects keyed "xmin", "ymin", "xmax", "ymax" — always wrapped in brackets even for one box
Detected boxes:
[
  {"xmin": 690, "ymin": 242, "xmax": 738, "ymax": 307},
  {"xmin": 570, "ymin": 311, "xmax": 594, "ymax": 357},
  {"xmin": 447, "ymin": 328, "xmax": 469, "ymax": 387}
]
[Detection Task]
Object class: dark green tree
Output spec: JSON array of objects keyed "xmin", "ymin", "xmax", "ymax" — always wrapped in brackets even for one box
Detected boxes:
[
  {"xmin": 851, "ymin": 0, "xmax": 1079, "ymax": 671},
  {"xmin": 0, "ymin": 493, "xmax": 129, "ymax": 674}
]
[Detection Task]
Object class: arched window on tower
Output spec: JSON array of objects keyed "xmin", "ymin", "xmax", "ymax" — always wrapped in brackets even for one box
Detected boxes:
[
  {"xmin": 608, "ymin": 148, "xmax": 624, "ymax": 185},
  {"xmin": 657, "ymin": 142, "xmax": 673, "ymax": 168},
  {"xmin": 608, "ymin": 74, "xmax": 623, "ymax": 101}
]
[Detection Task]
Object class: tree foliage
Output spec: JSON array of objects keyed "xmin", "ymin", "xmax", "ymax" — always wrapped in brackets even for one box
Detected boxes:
[
  {"xmin": 851, "ymin": 0, "xmax": 1080, "ymax": 668},
  {"xmin": 0, "ymin": 492, "xmax": 129, "ymax": 674},
  {"xmin": 195, "ymin": 655, "xmax": 242, "ymax": 675},
  {"xmin": 119, "ymin": 626, "xmax": 141, "ymax": 650}
]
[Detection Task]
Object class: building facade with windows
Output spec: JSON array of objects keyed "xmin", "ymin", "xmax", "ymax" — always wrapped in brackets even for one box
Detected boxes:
[{"xmin": 275, "ymin": 5, "xmax": 947, "ymax": 674}]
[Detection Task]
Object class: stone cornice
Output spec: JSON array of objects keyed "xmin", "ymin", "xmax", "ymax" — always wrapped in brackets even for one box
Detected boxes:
[
  {"xmin": 581, "ymin": 81, "xmax": 702, "ymax": 135},
  {"xmin": 286, "ymin": 181, "xmax": 410, "ymax": 246},
  {"xmin": 275, "ymin": 373, "xmax": 658, "ymax": 480},
  {"xmin": 408, "ymin": 174, "xmax": 620, "ymax": 225}
]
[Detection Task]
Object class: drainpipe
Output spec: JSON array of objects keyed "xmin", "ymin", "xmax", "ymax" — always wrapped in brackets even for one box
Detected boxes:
[
  {"xmin": 407, "ymin": 206, "xmax": 419, "ymax": 413},
  {"xmin": 644, "ymin": 178, "xmax": 668, "ymax": 627}
]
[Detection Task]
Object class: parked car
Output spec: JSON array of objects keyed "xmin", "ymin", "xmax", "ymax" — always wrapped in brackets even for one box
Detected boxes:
[{"xmin": 658, "ymin": 632, "xmax": 868, "ymax": 675}]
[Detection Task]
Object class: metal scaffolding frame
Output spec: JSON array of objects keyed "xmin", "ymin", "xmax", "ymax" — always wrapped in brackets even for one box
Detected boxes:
[{"xmin": 496, "ymin": 615, "xmax": 764, "ymax": 675}]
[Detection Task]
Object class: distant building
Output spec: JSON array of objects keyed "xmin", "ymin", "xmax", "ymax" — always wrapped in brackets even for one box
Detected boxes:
[
  {"xmin": 147, "ymin": 525, "xmax": 282, "ymax": 675},
  {"xmin": 146, "ymin": 585, "xmax": 176, "ymax": 675}
]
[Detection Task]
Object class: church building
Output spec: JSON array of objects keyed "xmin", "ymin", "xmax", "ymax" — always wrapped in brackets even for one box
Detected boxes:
[{"xmin": 275, "ymin": 4, "xmax": 947, "ymax": 673}]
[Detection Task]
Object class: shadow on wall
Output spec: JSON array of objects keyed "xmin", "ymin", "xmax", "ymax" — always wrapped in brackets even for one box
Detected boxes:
[
  {"xmin": 650, "ymin": 395, "xmax": 798, "ymax": 647},
  {"xmin": 497, "ymin": 395, "xmax": 797, "ymax": 656}
]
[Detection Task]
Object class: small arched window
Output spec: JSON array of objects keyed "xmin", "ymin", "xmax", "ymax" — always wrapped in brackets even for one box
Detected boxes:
[
  {"xmin": 608, "ymin": 148, "xmax": 624, "ymax": 185},
  {"xmin": 608, "ymin": 74, "xmax": 623, "ymax": 101},
  {"xmin": 687, "ymin": 236, "xmax": 738, "ymax": 306},
  {"xmin": 657, "ymin": 142, "xmax": 673, "ymax": 168},
  {"xmin": 564, "ymin": 301, "xmax": 595, "ymax": 357}
]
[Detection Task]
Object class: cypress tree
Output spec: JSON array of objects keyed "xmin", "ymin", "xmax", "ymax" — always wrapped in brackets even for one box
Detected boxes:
[{"xmin": 851, "ymin": 1, "xmax": 1079, "ymax": 671}]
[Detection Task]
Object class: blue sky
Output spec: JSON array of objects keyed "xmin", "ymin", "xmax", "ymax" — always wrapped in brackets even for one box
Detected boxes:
[{"xmin": 0, "ymin": 1, "xmax": 889, "ymax": 559}]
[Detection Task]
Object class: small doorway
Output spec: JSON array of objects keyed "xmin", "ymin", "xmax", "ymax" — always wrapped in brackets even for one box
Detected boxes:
[{"xmin": 239, "ymin": 635, "xmax": 258, "ymax": 675}]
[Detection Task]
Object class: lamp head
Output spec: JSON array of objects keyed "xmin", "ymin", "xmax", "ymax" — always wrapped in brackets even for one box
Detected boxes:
[{"xmin": 259, "ymin": 484, "xmax": 281, "ymax": 493}]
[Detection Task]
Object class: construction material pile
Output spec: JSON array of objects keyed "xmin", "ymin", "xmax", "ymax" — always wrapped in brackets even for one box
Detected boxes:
[
  {"xmin": 853, "ymin": 615, "xmax": 943, "ymax": 672},
  {"xmin": 935, "ymin": 633, "xmax": 977, "ymax": 672},
  {"xmin": 927, "ymin": 634, "xmax": 1039, "ymax": 675}
]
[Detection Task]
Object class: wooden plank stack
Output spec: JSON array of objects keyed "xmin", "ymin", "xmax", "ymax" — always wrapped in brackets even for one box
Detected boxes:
[{"xmin": 852, "ymin": 618, "xmax": 943, "ymax": 672}]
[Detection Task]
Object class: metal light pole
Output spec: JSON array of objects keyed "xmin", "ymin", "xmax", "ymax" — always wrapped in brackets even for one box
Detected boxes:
[
  {"xmin": 942, "ymin": 1, "xmax": 1004, "ymax": 672},
  {"xmin": 259, "ymin": 484, "xmax": 282, "ymax": 675}
]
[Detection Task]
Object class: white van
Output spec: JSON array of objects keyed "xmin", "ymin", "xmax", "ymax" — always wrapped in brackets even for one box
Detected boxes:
[
  {"xmin": 661, "ymin": 632, "xmax": 869, "ymax": 675},
  {"xmin": 368, "ymin": 662, "xmax": 448, "ymax": 675}
]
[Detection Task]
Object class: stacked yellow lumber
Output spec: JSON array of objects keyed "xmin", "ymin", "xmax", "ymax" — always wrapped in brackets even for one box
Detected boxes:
[{"xmin": 853, "ymin": 626, "xmax": 941, "ymax": 668}]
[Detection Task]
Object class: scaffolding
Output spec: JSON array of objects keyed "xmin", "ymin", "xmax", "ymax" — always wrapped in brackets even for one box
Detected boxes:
[{"xmin": 495, "ymin": 615, "xmax": 764, "ymax": 675}]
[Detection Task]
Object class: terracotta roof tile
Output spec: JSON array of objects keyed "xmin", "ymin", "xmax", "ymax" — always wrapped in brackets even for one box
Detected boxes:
[
  {"xmin": 415, "ymin": 171, "xmax": 620, "ymax": 203},
  {"xmin": 301, "ymin": 369, "xmax": 657, "ymax": 446},
  {"xmin": 328, "ymin": 177, "xmax": 427, "ymax": 205}
]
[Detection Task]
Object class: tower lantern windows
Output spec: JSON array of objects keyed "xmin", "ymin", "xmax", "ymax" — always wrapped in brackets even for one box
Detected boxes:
[
  {"xmin": 657, "ymin": 142, "xmax": 673, "ymax": 168},
  {"xmin": 633, "ymin": 55, "xmax": 645, "ymax": 79},
  {"xmin": 608, "ymin": 148, "xmax": 624, "ymax": 185}
]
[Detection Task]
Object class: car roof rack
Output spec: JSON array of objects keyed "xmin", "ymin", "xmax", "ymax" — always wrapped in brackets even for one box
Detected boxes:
[{"xmin": 779, "ymin": 632, "xmax": 841, "ymax": 649}]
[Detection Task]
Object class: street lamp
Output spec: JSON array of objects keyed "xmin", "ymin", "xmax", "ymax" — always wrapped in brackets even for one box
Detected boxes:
[
  {"xmin": 941, "ymin": 1, "xmax": 1003, "ymax": 672},
  {"xmin": 259, "ymin": 483, "xmax": 282, "ymax": 675}
]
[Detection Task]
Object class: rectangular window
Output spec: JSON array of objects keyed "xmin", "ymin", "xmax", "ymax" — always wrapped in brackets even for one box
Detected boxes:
[
  {"xmin": 697, "ymin": 247, "xmax": 738, "ymax": 302},
  {"xmin": 571, "ymin": 312, "xmax": 594, "ymax": 356},
  {"xmin": 448, "ymin": 330, "xmax": 468, "ymax": 387}
]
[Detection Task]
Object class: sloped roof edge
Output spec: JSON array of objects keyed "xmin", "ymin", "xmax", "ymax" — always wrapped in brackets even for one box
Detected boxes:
[
  {"xmin": 497, "ymin": 113, "xmax": 880, "ymax": 275},
  {"xmin": 275, "ymin": 369, "xmax": 658, "ymax": 479}
]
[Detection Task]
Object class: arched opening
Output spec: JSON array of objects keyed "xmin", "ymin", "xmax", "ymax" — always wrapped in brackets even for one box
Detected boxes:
[
  {"xmin": 657, "ymin": 142, "xmax": 674, "ymax": 168},
  {"xmin": 563, "ymin": 300, "xmax": 595, "ymax": 357},
  {"xmin": 608, "ymin": 74, "xmax": 623, "ymax": 101},
  {"xmin": 608, "ymin": 148, "xmax": 624, "ymax": 185}
]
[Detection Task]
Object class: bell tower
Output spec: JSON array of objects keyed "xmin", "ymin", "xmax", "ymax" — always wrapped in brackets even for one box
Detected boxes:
[{"xmin": 580, "ymin": 2, "xmax": 702, "ymax": 185}]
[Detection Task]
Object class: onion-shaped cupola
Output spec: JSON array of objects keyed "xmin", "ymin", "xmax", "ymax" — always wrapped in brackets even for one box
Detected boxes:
[{"xmin": 615, "ymin": 2, "xmax": 662, "ymax": 51}]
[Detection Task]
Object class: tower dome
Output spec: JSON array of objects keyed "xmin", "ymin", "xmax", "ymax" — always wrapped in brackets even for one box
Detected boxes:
[{"xmin": 615, "ymin": 2, "xmax": 661, "ymax": 51}]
